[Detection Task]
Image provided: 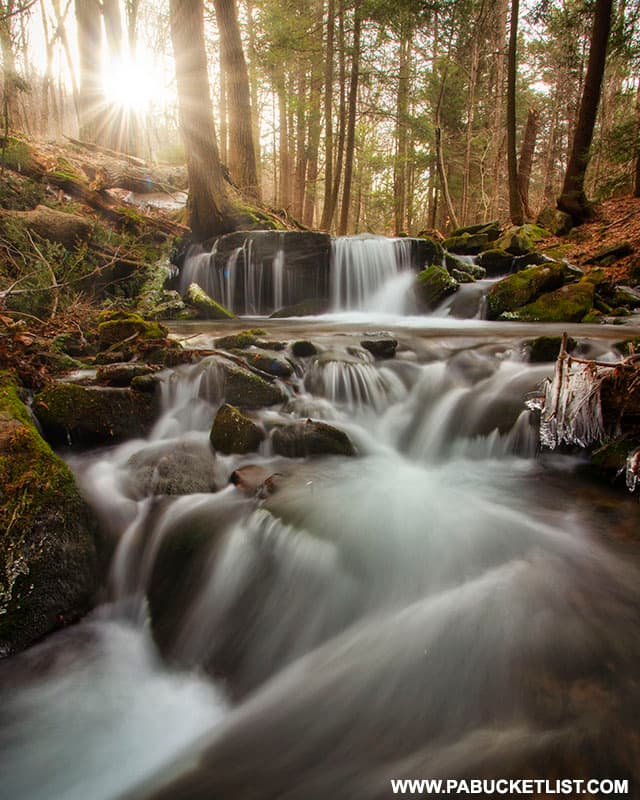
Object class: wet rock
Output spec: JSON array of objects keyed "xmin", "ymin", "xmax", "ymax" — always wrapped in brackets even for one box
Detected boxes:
[
  {"xmin": 0, "ymin": 373, "xmax": 99, "ymax": 656},
  {"xmin": 494, "ymin": 224, "xmax": 549, "ymax": 255},
  {"xmin": 214, "ymin": 329, "xmax": 267, "ymax": 350},
  {"xmin": 361, "ymin": 338, "xmax": 398, "ymax": 359},
  {"xmin": 450, "ymin": 220, "xmax": 501, "ymax": 241},
  {"xmin": 131, "ymin": 373, "xmax": 162, "ymax": 393},
  {"xmin": 478, "ymin": 248, "xmax": 514, "ymax": 276},
  {"xmin": 272, "ymin": 419, "xmax": 356, "ymax": 458},
  {"xmin": 537, "ymin": 207, "xmax": 573, "ymax": 236},
  {"xmin": 183, "ymin": 282, "xmax": 235, "ymax": 320},
  {"xmin": 451, "ymin": 269, "xmax": 475, "ymax": 284},
  {"xmin": 613, "ymin": 285, "xmax": 640, "ymax": 309},
  {"xmin": 96, "ymin": 362, "xmax": 159, "ymax": 387},
  {"xmin": 442, "ymin": 232, "xmax": 489, "ymax": 255},
  {"xmin": 291, "ymin": 340, "xmax": 318, "ymax": 358},
  {"xmin": 241, "ymin": 351, "xmax": 294, "ymax": 378},
  {"xmin": 97, "ymin": 311, "xmax": 168, "ymax": 350},
  {"xmin": 582, "ymin": 310, "xmax": 604, "ymax": 324},
  {"xmin": 415, "ymin": 265, "xmax": 458, "ymax": 310},
  {"xmin": 229, "ymin": 465, "xmax": 278, "ymax": 495},
  {"xmin": 590, "ymin": 436, "xmax": 640, "ymax": 482},
  {"xmin": 414, "ymin": 235, "xmax": 444, "ymax": 266},
  {"xmin": 220, "ymin": 361, "xmax": 287, "ymax": 409},
  {"xmin": 126, "ymin": 441, "xmax": 217, "ymax": 498},
  {"xmin": 587, "ymin": 241, "xmax": 634, "ymax": 265},
  {"xmin": 501, "ymin": 279, "xmax": 595, "ymax": 323},
  {"xmin": 34, "ymin": 383, "xmax": 158, "ymax": 445},
  {"xmin": 445, "ymin": 254, "xmax": 486, "ymax": 280},
  {"xmin": 210, "ymin": 403, "xmax": 265, "ymax": 454},
  {"xmin": 526, "ymin": 335, "xmax": 578, "ymax": 363},
  {"xmin": 486, "ymin": 262, "xmax": 565, "ymax": 320},
  {"xmin": 270, "ymin": 299, "xmax": 328, "ymax": 318}
]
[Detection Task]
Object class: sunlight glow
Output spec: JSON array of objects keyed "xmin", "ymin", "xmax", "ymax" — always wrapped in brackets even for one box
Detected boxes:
[{"xmin": 101, "ymin": 56, "xmax": 163, "ymax": 112}]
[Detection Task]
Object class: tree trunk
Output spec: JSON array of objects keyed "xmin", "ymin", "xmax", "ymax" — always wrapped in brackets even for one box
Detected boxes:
[
  {"xmin": 292, "ymin": 68, "xmax": 307, "ymax": 219},
  {"xmin": 303, "ymin": 58, "xmax": 323, "ymax": 227},
  {"xmin": 213, "ymin": 0, "xmax": 260, "ymax": 199},
  {"xmin": 328, "ymin": 0, "xmax": 347, "ymax": 228},
  {"xmin": 557, "ymin": 0, "xmax": 613, "ymax": 223},
  {"xmin": 275, "ymin": 67, "xmax": 292, "ymax": 209},
  {"xmin": 338, "ymin": 0, "xmax": 361, "ymax": 236},
  {"xmin": 490, "ymin": 0, "xmax": 508, "ymax": 219},
  {"xmin": 517, "ymin": 107, "xmax": 538, "ymax": 220},
  {"xmin": 507, "ymin": 0, "xmax": 523, "ymax": 225},
  {"xmin": 393, "ymin": 20, "xmax": 412, "ymax": 236},
  {"xmin": 319, "ymin": 0, "xmax": 335, "ymax": 230},
  {"xmin": 169, "ymin": 0, "xmax": 230, "ymax": 240},
  {"xmin": 75, "ymin": 0, "xmax": 105, "ymax": 142}
]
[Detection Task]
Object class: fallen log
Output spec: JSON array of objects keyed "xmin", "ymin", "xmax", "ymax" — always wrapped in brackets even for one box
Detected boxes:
[{"xmin": 0, "ymin": 204, "xmax": 92, "ymax": 248}]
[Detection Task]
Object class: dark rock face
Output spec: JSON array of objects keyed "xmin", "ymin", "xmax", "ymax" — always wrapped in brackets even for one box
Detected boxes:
[
  {"xmin": 291, "ymin": 340, "xmax": 318, "ymax": 358},
  {"xmin": 96, "ymin": 363, "xmax": 159, "ymax": 387},
  {"xmin": 0, "ymin": 375, "xmax": 99, "ymax": 656},
  {"xmin": 485, "ymin": 263, "xmax": 565, "ymax": 320},
  {"xmin": 479, "ymin": 248, "xmax": 514, "ymax": 276},
  {"xmin": 272, "ymin": 419, "xmax": 356, "ymax": 458},
  {"xmin": 526, "ymin": 336, "xmax": 578, "ymax": 363},
  {"xmin": 210, "ymin": 404, "xmax": 265, "ymax": 454},
  {"xmin": 361, "ymin": 338, "xmax": 397, "ymax": 359},
  {"xmin": 415, "ymin": 265, "xmax": 458, "ymax": 310},
  {"xmin": 34, "ymin": 383, "xmax": 158, "ymax": 446},
  {"xmin": 219, "ymin": 361, "xmax": 288, "ymax": 409},
  {"xmin": 537, "ymin": 207, "xmax": 573, "ymax": 236}
]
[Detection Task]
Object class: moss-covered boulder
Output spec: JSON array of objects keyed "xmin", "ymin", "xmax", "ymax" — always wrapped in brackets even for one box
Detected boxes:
[
  {"xmin": 415, "ymin": 235, "xmax": 445, "ymax": 266},
  {"xmin": 494, "ymin": 224, "xmax": 549, "ymax": 256},
  {"xmin": 613, "ymin": 285, "xmax": 640, "ymax": 309},
  {"xmin": 502, "ymin": 279, "xmax": 595, "ymax": 323},
  {"xmin": 240, "ymin": 351, "xmax": 293, "ymax": 378},
  {"xmin": 536, "ymin": 207, "xmax": 573, "ymax": 236},
  {"xmin": 183, "ymin": 282, "xmax": 235, "ymax": 320},
  {"xmin": 270, "ymin": 299, "xmax": 328, "ymax": 318},
  {"xmin": 291, "ymin": 340, "xmax": 318, "ymax": 358},
  {"xmin": 219, "ymin": 360, "xmax": 288, "ymax": 409},
  {"xmin": 97, "ymin": 311, "xmax": 168, "ymax": 349},
  {"xmin": 34, "ymin": 383, "xmax": 158, "ymax": 445},
  {"xmin": 96, "ymin": 363, "xmax": 159, "ymax": 387},
  {"xmin": 450, "ymin": 221, "xmax": 501, "ymax": 241},
  {"xmin": 525, "ymin": 335, "xmax": 577, "ymax": 363},
  {"xmin": 445, "ymin": 253, "xmax": 486, "ymax": 280},
  {"xmin": 415, "ymin": 265, "xmax": 458, "ymax": 310},
  {"xmin": 587, "ymin": 241, "xmax": 634, "ymax": 266},
  {"xmin": 485, "ymin": 262, "xmax": 565, "ymax": 320},
  {"xmin": 271, "ymin": 419, "xmax": 356, "ymax": 458},
  {"xmin": 0, "ymin": 374, "xmax": 99, "ymax": 656},
  {"xmin": 214, "ymin": 329, "xmax": 267, "ymax": 350},
  {"xmin": 442, "ymin": 233, "xmax": 489, "ymax": 255},
  {"xmin": 210, "ymin": 403, "xmax": 265, "ymax": 454},
  {"xmin": 479, "ymin": 248, "xmax": 514, "ymax": 276}
]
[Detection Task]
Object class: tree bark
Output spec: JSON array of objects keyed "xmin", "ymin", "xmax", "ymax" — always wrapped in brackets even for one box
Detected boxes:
[
  {"xmin": 319, "ymin": 0, "xmax": 335, "ymax": 230},
  {"xmin": 517, "ymin": 107, "xmax": 538, "ymax": 220},
  {"xmin": 557, "ymin": 0, "xmax": 613, "ymax": 223},
  {"xmin": 338, "ymin": 0, "xmax": 361, "ymax": 236},
  {"xmin": 213, "ymin": 0, "xmax": 260, "ymax": 199},
  {"xmin": 507, "ymin": 0, "xmax": 523, "ymax": 225},
  {"xmin": 327, "ymin": 0, "xmax": 347, "ymax": 228},
  {"xmin": 303, "ymin": 57, "xmax": 323, "ymax": 227},
  {"xmin": 393, "ymin": 19, "xmax": 412, "ymax": 235},
  {"xmin": 169, "ymin": 0, "xmax": 230, "ymax": 240}
]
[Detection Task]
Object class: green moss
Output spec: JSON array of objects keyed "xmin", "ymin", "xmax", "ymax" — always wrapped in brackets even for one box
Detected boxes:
[
  {"xmin": 210, "ymin": 403, "xmax": 264, "ymax": 454},
  {"xmin": 526, "ymin": 335, "xmax": 577, "ymax": 363},
  {"xmin": 0, "ymin": 373, "xmax": 98, "ymax": 654},
  {"xmin": 1, "ymin": 137, "xmax": 37, "ymax": 174},
  {"xmin": 221, "ymin": 362, "xmax": 287, "ymax": 408},
  {"xmin": 442, "ymin": 233, "xmax": 489, "ymax": 254},
  {"xmin": 486, "ymin": 263, "xmax": 565, "ymax": 319},
  {"xmin": 503, "ymin": 279, "xmax": 594, "ymax": 323},
  {"xmin": 97, "ymin": 312, "xmax": 167, "ymax": 348},
  {"xmin": 415, "ymin": 265, "xmax": 458, "ymax": 310},
  {"xmin": 582, "ymin": 310, "xmax": 604, "ymax": 324},
  {"xmin": 183, "ymin": 283, "xmax": 235, "ymax": 320}
]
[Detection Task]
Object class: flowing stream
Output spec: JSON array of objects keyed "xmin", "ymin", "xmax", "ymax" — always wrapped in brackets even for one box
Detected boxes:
[{"xmin": 2, "ymin": 243, "xmax": 640, "ymax": 800}]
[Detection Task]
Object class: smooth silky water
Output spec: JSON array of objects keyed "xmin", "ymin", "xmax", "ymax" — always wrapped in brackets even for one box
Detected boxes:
[{"xmin": 2, "ymin": 241, "xmax": 640, "ymax": 800}]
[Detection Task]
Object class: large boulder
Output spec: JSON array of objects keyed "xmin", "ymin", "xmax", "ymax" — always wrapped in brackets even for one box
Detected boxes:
[
  {"xmin": 485, "ymin": 262, "xmax": 565, "ymax": 320},
  {"xmin": 415, "ymin": 265, "xmax": 458, "ymax": 310},
  {"xmin": 361, "ymin": 338, "xmax": 397, "ymax": 359},
  {"xmin": 219, "ymin": 360, "xmax": 288, "ymax": 409},
  {"xmin": 271, "ymin": 419, "xmax": 356, "ymax": 458},
  {"xmin": 450, "ymin": 221, "xmax": 502, "ymax": 241},
  {"xmin": 537, "ymin": 207, "xmax": 573, "ymax": 236},
  {"xmin": 34, "ymin": 383, "xmax": 158, "ymax": 445},
  {"xmin": 442, "ymin": 233, "xmax": 489, "ymax": 255},
  {"xmin": 0, "ymin": 374, "xmax": 99, "ymax": 656},
  {"xmin": 210, "ymin": 404, "xmax": 265, "ymax": 454},
  {"xmin": 478, "ymin": 248, "xmax": 514, "ymax": 276},
  {"xmin": 270, "ymin": 299, "xmax": 328, "ymax": 318},
  {"xmin": 97, "ymin": 310, "xmax": 168, "ymax": 350},
  {"xmin": 183, "ymin": 282, "xmax": 235, "ymax": 320},
  {"xmin": 494, "ymin": 224, "xmax": 549, "ymax": 256},
  {"xmin": 501, "ymin": 279, "xmax": 595, "ymax": 323}
]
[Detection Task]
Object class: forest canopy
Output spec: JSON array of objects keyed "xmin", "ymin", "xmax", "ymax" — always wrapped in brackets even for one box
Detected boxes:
[{"xmin": 1, "ymin": 0, "xmax": 639, "ymax": 235}]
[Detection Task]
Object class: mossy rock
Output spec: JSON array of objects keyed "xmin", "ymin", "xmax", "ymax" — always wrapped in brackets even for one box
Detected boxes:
[
  {"xmin": 270, "ymin": 299, "xmax": 328, "ymax": 318},
  {"xmin": 615, "ymin": 337, "xmax": 640, "ymax": 357},
  {"xmin": 183, "ymin": 282, "xmax": 235, "ymax": 320},
  {"xmin": 210, "ymin": 403, "xmax": 264, "ymax": 454},
  {"xmin": 478, "ymin": 248, "xmax": 514, "ymax": 276},
  {"xmin": 214, "ymin": 329, "xmax": 267, "ymax": 350},
  {"xmin": 415, "ymin": 265, "xmax": 458, "ymax": 310},
  {"xmin": 51, "ymin": 332, "xmax": 90, "ymax": 358},
  {"xmin": 450, "ymin": 221, "xmax": 501, "ymax": 241},
  {"xmin": 501, "ymin": 279, "xmax": 595, "ymax": 323},
  {"xmin": 126, "ymin": 441, "xmax": 217, "ymax": 498},
  {"xmin": 613, "ymin": 286, "xmax": 640, "ymax": 309},
  {"xmin": 442, "ymin": 232, "xmax": 489, "ymax": 255},
  {"xmin": 587, "ymin": 241, "xmax": 634, "ymax": 265},
  {"xmin": 486, "ymin": 263, "xmax": 565, "ymax": 320},
  {"xmin": 291, "ymin": 340, "xmax": 318, "ymax": 358},
  {"xmin": 96, "ymin": 363, "xmax": 158, "ymax": 387},
  {"xmin": 98, "ymin": 311, "xmax": 168, "ymax": 349},
  {"xmin": 416, "ymin": 235, "xmax": 445, "ymax": 266},
  {"xmin": 525, "ymin": 336, "xmax": 577, "ymax": 363},
  {"xmin": 271, "ymin": 419, "xmax": 356, "ymax": 458},
  {"xmin": 495, "ymin": 224, "xmax": 549, "ymax": 256},
  {"xmin": 241, "ymin": 351, "xmax": 294, "ymax": 378},
  {"xmin": 34, "ymin": 383, "xmax": 158, "ymax": 446},
  {"xmin": 220, "ymin": 361, "xmax": 287, "ymax": 409},
  {"xmin": 445, "ymin": 253, "xmax": 486, "ymax": 279},
  {"xmin": 0, "ymin": 373, "xmax": 99, "ymax": 656},
  {"xmin": 536, "ymin": 207, "xmax": 573, "ymax": 236},
  {"xmin": 582, "ymin": 310, "xmax": 604, "ymax": 324}
]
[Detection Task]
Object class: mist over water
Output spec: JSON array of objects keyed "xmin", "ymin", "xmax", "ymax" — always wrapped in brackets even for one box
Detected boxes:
[{"xmin": 1, "ymin": 269, "xmax": 640, "ymax": 799}]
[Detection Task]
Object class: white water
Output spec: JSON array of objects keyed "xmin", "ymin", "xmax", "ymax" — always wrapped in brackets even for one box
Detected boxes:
[{"xmin": 2, "ymin": 326, "xmax": 640, "ymax": 800}]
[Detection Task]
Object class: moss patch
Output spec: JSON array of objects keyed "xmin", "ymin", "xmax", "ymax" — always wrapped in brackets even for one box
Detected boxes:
[
  {"xmin": 503, "ymin": 280, "xmax": 595, "ymax": 323},
  {"xmin": 210, "ymin": 403, "xmax": 264, "ymax": 454},
  {"xmin": 486, "ymin": 263, "xmax": 565, "ymax": 319}
]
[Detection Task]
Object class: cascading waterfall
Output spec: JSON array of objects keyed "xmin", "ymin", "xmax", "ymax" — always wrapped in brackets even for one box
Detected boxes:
[{"xmin": 2, "ymin": 327, "xmax": 640, "ymax": 800}]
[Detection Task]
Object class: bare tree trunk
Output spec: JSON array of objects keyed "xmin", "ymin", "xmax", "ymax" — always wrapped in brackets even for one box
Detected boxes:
[
  {"xmin": 338, "ymin": 0, "xmax": 361, "ymax": 236},
  {"xmin": 219, "ymin": 51, "xmax": 228, "ymax": 164},
  {"xmin": 393, "ymin": 19, "xmax": 412, "ymax": 235},
  {"xmin": 292, "ymin": 69, "xmax": 307, "ymax": 219},
  {"xmin": 75, "ymin": 0, "xmax": 105, "ymax": 142},
  {"xmin": 319, "ymin": 0, "xmax": 335, "ymax": 230},
  {"xmin": 170, "ymin": 0, "xmax": 230, "ymax": 240},
  {"xmin": 328, "ymin": 0, "xmax": 346, "ymax": 228},
  {"xmin": 507, "ymin": 0, "xmax": 523, "ymax": 225},
  {"xmin": 490, "ymin": 0, "xmax": 508, "ymax": 218},
  {"xmin": 517, "ymin": 107, "xmax": 538, "ymax": 219},
  {"xmin": 275, "ymin": 67, "xmax": 292, "ymax": 209},
  {"xmin": 557, "ymin": 0, "xmax": 613, "ymax": 223},
  {"xmin": 244, "ymin": 0, "xmax": 261, "ymax": 188},
  {"xmin": 303, "ymin": 57, "xmax": 323, "ymax": 227},
  {"xmin": 213, "ymin": 0, "xmax": 260, "ymax": 199}
]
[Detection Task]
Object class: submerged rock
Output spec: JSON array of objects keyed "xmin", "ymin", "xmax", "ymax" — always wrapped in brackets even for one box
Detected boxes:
[
  {"xmin": 0, "ymin": 374, "xmax": 99, "ymax": 656},
  {"xmin": 415, "ymin": 265, "xmax": 458, "ymax": 310},
  {"xmin": 126, "ymin": 440, "xmax": 217, "ymax": 497},
  {"xmin": 526, "ymin": 335, "xmax": 578, "ymax": 363},
  {"xmin": 485, "ymin": 263, "xmax": 565, "ymax": 320},
  {"xmin": 210, "ymin": 403, "xmax": 265, "ymax": 454},
  {"xmin": 272, "ymin": 419, "xmax": 356, "ymax": 458},
  {"xmin": 270, "ymin": 299, "xmax": 328, "ymax": 318},
  {"xmin": 34, "ymin": 383, "xmax": 158, "ymax": 445},
  {"xmin": 184, "ymin": 282, "xmax": 235, "ymax": 320}
]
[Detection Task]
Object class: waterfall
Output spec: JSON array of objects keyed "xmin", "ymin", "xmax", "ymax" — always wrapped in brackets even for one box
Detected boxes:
[{"xmin": 330, "ymin": 235, "xmax": 413, "ymax": 311}]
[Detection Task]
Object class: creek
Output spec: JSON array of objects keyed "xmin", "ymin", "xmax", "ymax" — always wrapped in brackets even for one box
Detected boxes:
[{"xmin": 1, "ymin": 237, "xmax": 640, "ymax": 800}]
